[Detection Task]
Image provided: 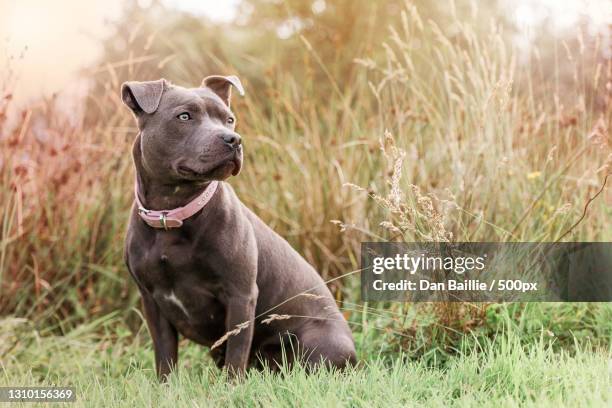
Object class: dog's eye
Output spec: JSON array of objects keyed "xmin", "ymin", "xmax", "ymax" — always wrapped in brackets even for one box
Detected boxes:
[
  {"xmin": 226, "ymin": 117, "xmax": 235, "ymax": 125},
  {"xmin": 177, "ymin": 113, "xmax": 191, "ymax": 121}
]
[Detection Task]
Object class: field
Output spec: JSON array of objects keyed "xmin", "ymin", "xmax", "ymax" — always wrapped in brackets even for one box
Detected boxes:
[
  {"xmin": 0, "ymin": 0, "xmax": 611, "ymax": 406},
  {"xmin": 2, "ymin": 303, "xmax": 611, "ymax": 407}
]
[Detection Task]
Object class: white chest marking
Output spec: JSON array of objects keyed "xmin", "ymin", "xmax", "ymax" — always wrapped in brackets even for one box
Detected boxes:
[{"xmin": 164, "ymin": 291, "xmax": 190, "ymax": 318}]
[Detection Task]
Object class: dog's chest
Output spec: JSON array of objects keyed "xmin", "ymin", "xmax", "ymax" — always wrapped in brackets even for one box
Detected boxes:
[
  {"xmin": 130, "ymin": 233, "xmax": 190, "ymax": 282},
  {"xmin": 128, "ymin": 230, "xmax": 228, "ymax": 343}
]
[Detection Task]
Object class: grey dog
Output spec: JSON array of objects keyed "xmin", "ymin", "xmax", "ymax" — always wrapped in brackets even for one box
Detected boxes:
[{"xmin": 122, "ymin": 76, "xmax": 356, "ymax": 380}]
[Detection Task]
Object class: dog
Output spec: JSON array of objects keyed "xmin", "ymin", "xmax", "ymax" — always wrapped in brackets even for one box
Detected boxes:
[{"xmin": 121, "ymin": 76, "xmax": 356, "ymax": 380}]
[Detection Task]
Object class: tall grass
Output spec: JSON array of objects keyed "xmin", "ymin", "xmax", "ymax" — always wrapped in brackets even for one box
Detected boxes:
[{"xmin": 0, "ymin": 1, "xmax": 610, "ymax": 338}]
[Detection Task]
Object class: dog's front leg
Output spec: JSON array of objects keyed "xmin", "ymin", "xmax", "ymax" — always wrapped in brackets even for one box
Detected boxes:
[
  {"xmin": 141, "ymin": 292, "xmax": 178, "ymax": 382},
  {"xmin": 224, "ymin": 286, "xmax": 258, "ymax": 377}
]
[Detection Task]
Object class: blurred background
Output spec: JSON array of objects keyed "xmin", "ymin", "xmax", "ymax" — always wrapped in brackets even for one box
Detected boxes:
[
  {"xmin": 1, "ymin": 0, "xmax": 610, "ymax": 115},
  {"xmin": 0, "ymin": 0, "xmax": 610, "ymax": 358}
]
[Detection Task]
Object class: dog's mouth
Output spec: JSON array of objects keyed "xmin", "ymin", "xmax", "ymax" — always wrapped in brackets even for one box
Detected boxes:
[
  {"xmin": 177, "ymin": 154, "xmax": 242, "ymax": 180},
  {"xmin": 177, "ymin": 165, "xmax": 205, "ymax": 178}
]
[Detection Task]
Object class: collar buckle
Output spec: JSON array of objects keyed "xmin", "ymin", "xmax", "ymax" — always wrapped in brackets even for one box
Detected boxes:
[{"xmin": 159, "ymin": 212, "xmax": 169, "ymax": 230}]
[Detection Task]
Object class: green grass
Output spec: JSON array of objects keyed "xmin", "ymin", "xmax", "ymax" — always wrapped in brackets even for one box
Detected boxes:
[
  {"xmin": 1, "ymin": 304, "xmax": 611, "ymax": 407},
  {"xmin": 1, "ymin": 324, "xmax": 609, "ymax": 407},
  {"xmin": 0, "ymin": 2, "xmax": 610, "ymax": 406}
]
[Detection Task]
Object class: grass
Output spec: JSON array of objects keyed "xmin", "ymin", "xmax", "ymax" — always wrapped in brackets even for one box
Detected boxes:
[
  {"xmin": 1, "ymin": 310, "xmax": 610, "ymax": 407},
  {"xmin": 2, "ymin": 303, "xmax": 611, "ymax": 406},
  {"xmin": 0, "ymin": 1, "xmax": 611, "ymax": 405}
]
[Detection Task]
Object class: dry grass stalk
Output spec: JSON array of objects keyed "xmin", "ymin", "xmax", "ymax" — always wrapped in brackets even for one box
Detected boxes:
[
  {"xmin": 210, "ymin": 321, "xmax": 250, "ymax": 350},
  {"xmin": 298, "ymin": 293, "xmax": 325, "ymax": 300},
  {"xmin": 261, "ymin": 314, "xmax": 292, "ymax": 325},
  {"xmin": 345, "ymin": 130, "xmax": 454, "ymax": 242}
]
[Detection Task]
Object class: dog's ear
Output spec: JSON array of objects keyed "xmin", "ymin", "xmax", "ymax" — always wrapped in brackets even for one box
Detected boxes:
[
  {"xmin": 202, "ymin": 75, "xmax": 245, "ymax": 107},
  {"xmin": 121, "ymin": 79, "xmax": 166, "ymax": 115}
]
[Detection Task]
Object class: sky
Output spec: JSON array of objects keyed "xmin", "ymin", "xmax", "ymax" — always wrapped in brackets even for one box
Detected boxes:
[
  {"xmin": 0, "ymin": 0, "xmax": 609, "ymax": 109},
  {"xmin": 0, "ymin": 0, "xmax": 122, "ymax": 103},
  {"xmin": 161, "ymin": 0, "xmax": 240, "ymax": 21},
  {"xmin": 0, "ymin": 0, "xmax": 240, "ymax": 110}
]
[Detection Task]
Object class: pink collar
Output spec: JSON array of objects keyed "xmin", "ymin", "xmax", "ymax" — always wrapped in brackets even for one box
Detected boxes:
[{"xmin": 135, "ymin": 181, "xmax": 219, "ymax": 229}]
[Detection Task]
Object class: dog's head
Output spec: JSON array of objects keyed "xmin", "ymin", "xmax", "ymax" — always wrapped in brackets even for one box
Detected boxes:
[{"xmin": 121, "ymin": 76, "xmax": 245, "ymax": 182}]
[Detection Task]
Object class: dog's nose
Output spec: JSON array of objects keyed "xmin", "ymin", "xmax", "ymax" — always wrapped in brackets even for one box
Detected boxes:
[{"xmin": 221, "ymin": 133, "xmax": 241, "ymax": 149}]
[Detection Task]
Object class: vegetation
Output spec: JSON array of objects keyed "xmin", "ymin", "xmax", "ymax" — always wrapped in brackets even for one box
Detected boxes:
[
  {"xmin": 1, "ymin": 304, "xmax": 611, "ymax": 407},
  {"xmin": 0, "ymin": 0, "xmax": 610, "ymax": 405}
]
